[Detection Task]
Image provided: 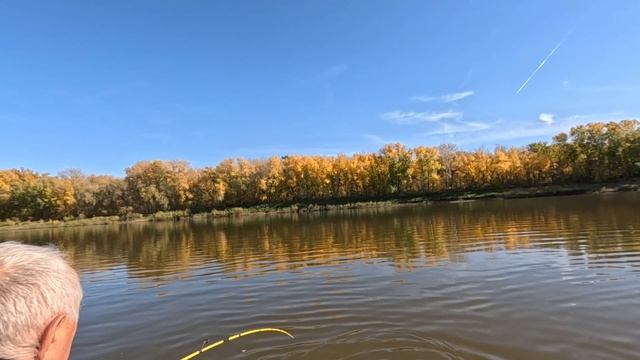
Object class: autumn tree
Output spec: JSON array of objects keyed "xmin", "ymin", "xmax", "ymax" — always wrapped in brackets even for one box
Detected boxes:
[
  {"xmin": 1, "ymin": 120, "xmax": 639, "ymax": 222},
  {"xmin": 410, "ymin": 146, "xmax": 441, "ymax": 193},
  {"xmin": 125, "ymin": 160, "xmax": 193, "ymax": 213},
  {"xmin": 438, "ymin": 144, "xmax": 457, "ymax": 190}
]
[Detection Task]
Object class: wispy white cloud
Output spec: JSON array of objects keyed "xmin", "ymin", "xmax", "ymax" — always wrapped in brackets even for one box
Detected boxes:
[
  {"xmin": 421, "ymin": 120, "xmax": 493, "ymax": 137},
  {"xmin": 381, "ymin": 110, "xmax": 463, "ymax": 124},
  {"xmin": 368, "ymin": 110, "xmax": 631, "ymax": 149},
  {"xmin": 448, "ymin": 111, "xmax": 628, "ymax": 146},
  {"xmin": 411, "ymin": 90, "xmax": 475, "ymax": 103},
  {"xmin": 538, "ymin": 113, "xmax": 555, "ymax": 125}
]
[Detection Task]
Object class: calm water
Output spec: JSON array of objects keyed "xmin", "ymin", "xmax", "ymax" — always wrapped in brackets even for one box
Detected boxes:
[{"xmin": 2, "ymin": 193, "xmax": 640, "ymax": 359}]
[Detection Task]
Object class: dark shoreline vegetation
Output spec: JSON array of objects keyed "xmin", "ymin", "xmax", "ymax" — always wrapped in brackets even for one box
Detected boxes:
[
  {"xmin": 1, "ymin": 179, "xmax": 639, "ymax": 232},
  {"xmin": 1, "ymin": 120, "xmax": 639, "ymax": 231}
]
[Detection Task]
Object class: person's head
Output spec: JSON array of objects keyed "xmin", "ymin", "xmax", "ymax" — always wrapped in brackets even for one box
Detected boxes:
[{"xmin": 0, "ymin": 242, "xmax": 83, "ymax": 360}]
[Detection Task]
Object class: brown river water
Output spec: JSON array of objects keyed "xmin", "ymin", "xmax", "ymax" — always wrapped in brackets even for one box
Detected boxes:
[{"xmin": 1, "ymin": 193, "xmax": 640, "ymax": 359}]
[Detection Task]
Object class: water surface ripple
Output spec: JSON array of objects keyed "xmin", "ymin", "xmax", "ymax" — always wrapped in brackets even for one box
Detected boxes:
[{"xmin": 2, "ymin": 193, "xmax": 640, "ymax": 359}]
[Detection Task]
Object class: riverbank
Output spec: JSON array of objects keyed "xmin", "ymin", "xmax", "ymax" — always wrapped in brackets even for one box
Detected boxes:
[{"xmin": 2, "ymin": 179, "xmax": 638, "ymax": 232}]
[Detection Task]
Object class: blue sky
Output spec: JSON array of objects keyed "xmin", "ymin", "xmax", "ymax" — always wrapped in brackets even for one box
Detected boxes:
[{"xmin": 1, "ymin": 0, "xmax": 639, "ymax": 175}]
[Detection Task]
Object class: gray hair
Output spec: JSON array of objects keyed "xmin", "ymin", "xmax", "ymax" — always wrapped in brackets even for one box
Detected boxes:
[{"xmin": 0, "ymin": 242, "xmax": 83, "ymax": 360}]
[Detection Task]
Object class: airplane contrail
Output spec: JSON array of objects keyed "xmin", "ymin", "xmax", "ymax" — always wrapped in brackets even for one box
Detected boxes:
[{"xmin": 516, "ymin": 38, "xmax": 566, "ymax": 94}]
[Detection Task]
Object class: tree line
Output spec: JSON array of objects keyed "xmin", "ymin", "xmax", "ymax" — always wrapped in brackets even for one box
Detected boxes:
[{"xmin": 1, "ymin": 120, "xmax": 639, "ymax": 221}]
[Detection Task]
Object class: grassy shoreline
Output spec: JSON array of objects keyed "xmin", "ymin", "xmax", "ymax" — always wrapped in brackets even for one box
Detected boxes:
[{"xmin": 2, "ymin": 179, "xmax": 638, "ymax": 232}]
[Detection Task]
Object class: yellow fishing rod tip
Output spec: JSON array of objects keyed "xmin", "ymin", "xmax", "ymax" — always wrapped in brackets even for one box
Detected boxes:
[
  {"xmin": 239, "ymin": 328, "xmax": 295, "ymax": 339},
  {"xmin": 178, "ymin": 327, "xmax": 294, "ymax": 360}
]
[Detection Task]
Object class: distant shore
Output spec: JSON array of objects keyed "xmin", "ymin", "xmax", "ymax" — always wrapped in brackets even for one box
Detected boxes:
[{"xmin": 1, "ymin": 179, "xmax": 638, "ymax": 232}]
